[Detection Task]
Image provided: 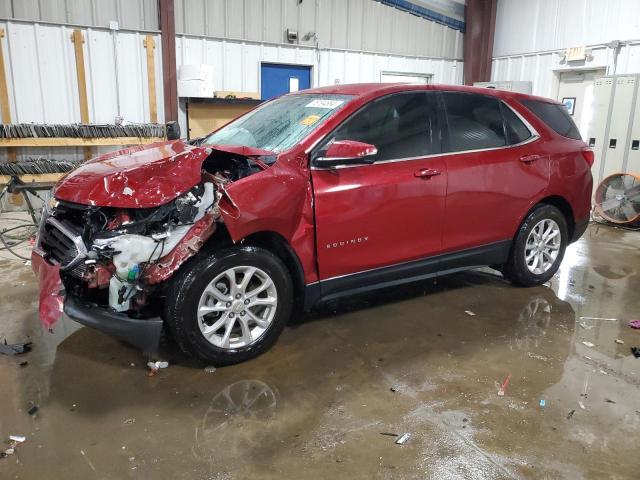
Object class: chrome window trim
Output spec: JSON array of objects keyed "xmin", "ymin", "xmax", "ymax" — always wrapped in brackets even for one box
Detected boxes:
[
  {"xmin": 310, "ymin": 134, "xmax": 540, "ymax": 170},
  {"xmin": 310, "ymin": 94, "xmax": 540, "ymax": 171}
]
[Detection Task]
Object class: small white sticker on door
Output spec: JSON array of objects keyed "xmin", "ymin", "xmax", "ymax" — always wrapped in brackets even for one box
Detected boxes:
[{"xmin": 305, "ymin": 99, "xmax": 344, "ymax": 109}]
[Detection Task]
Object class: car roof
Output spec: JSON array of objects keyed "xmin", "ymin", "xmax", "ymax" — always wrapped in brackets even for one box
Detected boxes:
[{"xmin": 295, "ymin": 83, "xmax": 559, "ymax": 105}]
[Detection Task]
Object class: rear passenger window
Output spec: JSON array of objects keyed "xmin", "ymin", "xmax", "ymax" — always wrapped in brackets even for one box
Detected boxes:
[
  {"xmin": 331, "ymin": 92, "xmax": 438, "ymax": 161},
  {"xmin": 501, "ymin": 103, "xmax": 532, "ymax": 144},
  {"xmin": 521, "ymin": 99, "xmax": 582, "ymax": 140},
  {"xmin": 442, "ymin": 93, "xmax": 507, "ymax": 152}
]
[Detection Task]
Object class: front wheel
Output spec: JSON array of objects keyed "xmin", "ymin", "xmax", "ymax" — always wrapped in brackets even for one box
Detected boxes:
[
  {"xmin": 502, "ymin": 204, "xmax": 568, "ymax": 287},
  {"xmin": 165, "ymin": 246, "xmax": 293, "ymax": 365}
]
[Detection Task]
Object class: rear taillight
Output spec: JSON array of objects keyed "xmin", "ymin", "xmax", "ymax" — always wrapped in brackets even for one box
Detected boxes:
[{"xmin": 581, "ymin": 147, "xmax": 594, "ymax": 168}]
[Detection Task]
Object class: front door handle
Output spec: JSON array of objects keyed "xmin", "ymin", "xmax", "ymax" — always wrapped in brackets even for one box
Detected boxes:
[
  {"xmin": 414, "ymin": 168, "xmax": 441, "ymax": 178},
  {"xmin": 519, "ymin": 154, "xmax": 541, "ymax": 164}
]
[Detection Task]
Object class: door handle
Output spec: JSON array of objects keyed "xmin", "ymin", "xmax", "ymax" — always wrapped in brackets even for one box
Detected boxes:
[
  {"xmin": 414, "ymin": 168, "xmax": 441, "ymax": 178},
  {"xmin": 519, "ymin": 154, "xmax": 541, "ymax": 164}
]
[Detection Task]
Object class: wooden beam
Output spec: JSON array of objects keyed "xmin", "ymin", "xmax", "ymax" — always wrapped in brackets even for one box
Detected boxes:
[
  {"xmin": 0, "ymin": 28, "xmax": 17, "ymax": 162},
  {"xmin": 71, "ymin": 29, "xmax": 93, "ymax": 160},
  {"xmin": 159, "ymin": 0, "xmax": 178, "ymax": 122},
  {"xmin": 144, "ymin": 35, "xmax": 158, "ymax": 123},
  {"xmin": 0, "ymin": 137, "xmax": 165, "ymax": 148},
  {"xmin": 0, "ymin": 173, "xmax": 66, "ymax": 185}
]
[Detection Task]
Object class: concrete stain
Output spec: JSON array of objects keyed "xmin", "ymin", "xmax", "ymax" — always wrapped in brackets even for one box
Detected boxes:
[{"xmin": 0, "ymin": 223, "xmax": 639, "ymax": 479}]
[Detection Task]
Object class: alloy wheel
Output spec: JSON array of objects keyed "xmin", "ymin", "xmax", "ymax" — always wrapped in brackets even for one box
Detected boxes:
[
  {"xmin": 524, "ymin": 219, "xmax": 561, "ymax": 275},
  {"xmin": 197, "ymin": 266, "xmax": 278, "ymax": 349}
]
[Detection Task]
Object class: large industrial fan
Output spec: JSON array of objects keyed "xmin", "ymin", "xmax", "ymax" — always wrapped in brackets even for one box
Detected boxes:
[{"xmin": 594, "ymin": 173, "xmax": 640, "ymax": 224}]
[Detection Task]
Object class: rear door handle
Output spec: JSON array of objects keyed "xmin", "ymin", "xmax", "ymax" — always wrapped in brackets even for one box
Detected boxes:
[
  {"xmin": 414, "ymin": 168, "xmax": 441, "ymax": 178},
  {"xmin": 519, "ymin": 154, "xmax": 541, "ymax": 164}
]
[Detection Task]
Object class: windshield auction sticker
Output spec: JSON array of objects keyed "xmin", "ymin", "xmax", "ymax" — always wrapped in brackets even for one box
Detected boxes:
[
  {"xmin": 300, "ymin": 114, "xmax": 321, "ymax": 126},
  {"xmin": 305, "ymin": 99, "xmax": 344, "ymax": 109}
]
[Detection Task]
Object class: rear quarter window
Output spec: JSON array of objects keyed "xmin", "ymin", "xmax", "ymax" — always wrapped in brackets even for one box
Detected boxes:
[{"xmin": 520, "ymin": 99, "xmax": 582, "ymax": 140}]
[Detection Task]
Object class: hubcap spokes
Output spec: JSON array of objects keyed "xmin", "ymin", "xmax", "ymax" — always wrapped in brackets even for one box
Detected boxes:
[
  {"xmin": 525, "ymin": 219, "xmax": 561, "ymax": 275},
  {"xmin": 197, "ymin": 266, "xmax": 277, "ymax": 349}
]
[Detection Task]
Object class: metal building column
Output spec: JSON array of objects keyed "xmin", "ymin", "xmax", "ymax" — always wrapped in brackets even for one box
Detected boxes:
[
  {"xmin": 463, "ymin": 0, "xmax": 497, "ymax": 85},
  {"xmin": 159, "ymin": 0, "xmax": 178, "ymax": 122}
]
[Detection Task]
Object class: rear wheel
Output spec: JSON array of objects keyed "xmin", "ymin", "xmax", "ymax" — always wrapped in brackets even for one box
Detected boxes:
[
  {"xmin": 503, "ymin": 204, "xmax": 568, "ymax": 287},
  {"xmin": 165, "ymin": 246, "xmax": 293, "ymax": 365}
]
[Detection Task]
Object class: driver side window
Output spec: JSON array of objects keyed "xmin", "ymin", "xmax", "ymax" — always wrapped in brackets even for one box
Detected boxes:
[{"xmin": 330, "ymin": 92, "xmax": 439, "ymax": 161}]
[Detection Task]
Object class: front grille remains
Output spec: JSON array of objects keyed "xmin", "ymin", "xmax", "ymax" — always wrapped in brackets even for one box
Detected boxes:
[{"xmin": 39, "ymin": 218, "xmax": 87, "ymax": 278}]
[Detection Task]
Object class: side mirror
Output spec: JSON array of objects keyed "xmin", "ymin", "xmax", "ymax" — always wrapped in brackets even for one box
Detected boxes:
[
  {"xmin": 314, "ymin": 140, "xmax": 378, "ymax": 168},
  {"xmin": 166, "ymin": 121, "xmax": 181, "ymax": 140}
]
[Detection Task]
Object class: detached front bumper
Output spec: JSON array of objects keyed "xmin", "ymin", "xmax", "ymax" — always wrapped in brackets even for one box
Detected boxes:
[{"xmin": 63, "ymin": 294, "xmax": 163, "ymax": 353}]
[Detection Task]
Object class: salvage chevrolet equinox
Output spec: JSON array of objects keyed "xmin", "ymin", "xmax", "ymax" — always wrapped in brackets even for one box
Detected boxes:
[{"xmin": 33, "ymin": 84, "xmax": 593, "ymax": 365}]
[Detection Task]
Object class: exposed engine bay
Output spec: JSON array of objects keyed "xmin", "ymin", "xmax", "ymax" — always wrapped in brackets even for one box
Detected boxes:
[{"xmin": 35, "ymin": 147, "xmax": 271, "ymax": 318}]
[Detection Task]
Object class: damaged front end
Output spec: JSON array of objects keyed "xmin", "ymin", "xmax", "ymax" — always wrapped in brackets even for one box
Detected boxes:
[{"xmin": 32, "ymin": 141, "xmax": 272, "ymax": 352}]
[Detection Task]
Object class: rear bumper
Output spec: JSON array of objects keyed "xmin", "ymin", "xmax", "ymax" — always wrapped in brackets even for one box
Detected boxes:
[
  {"xmin": 571, "ymin": 215, "xmax": 590, "ymax": 243},
  {"xmin": 63, "ymin": 294, "xmax": 163, "ymax": 353}
]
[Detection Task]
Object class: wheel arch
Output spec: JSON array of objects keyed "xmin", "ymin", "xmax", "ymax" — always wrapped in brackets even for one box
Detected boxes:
[
  {"xmin": 240, "ymin": 230, "xmax": 306, "ymax": 310},
  {"xmin": 513, "ymin": 195, "xmax": 575, "ymax": 241},
  {"xmin": 537, "ymin": 195, "xmax": 575, "ymax": 240}
]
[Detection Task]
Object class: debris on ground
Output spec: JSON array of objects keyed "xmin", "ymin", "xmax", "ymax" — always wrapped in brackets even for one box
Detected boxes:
[
  {"xmin": 1, "ymin": 435, "xmax": 26, "ymax": 459},
  {"xmin": 615, "ymin": 339, "xmax": 624, "ymax": 344},
  {"xmin": 123, "ymin": 418, "xmax": 136, "ymax": 424},
  {"xmin": 628, "ymin": 320, "xmax": 640, "ymax": 329},
  {"xmin": 464, "ymin": 310, "xmax": 476, "ymax": 316},
  {"xmin": 390, "ymin": 385, "xmax": 400, "ymax": 393},
  {"xmin": 27, "ymin": 404, "xmax": 39, "ymax": 415},
  {"xmin": 527, "ymin": 352, "xmax": 548, "ymax": 361},
  {"xmin": 497, "ymin": 373, "xmax": 512, "ymax": 396},
  {"xmin": 19, "ymin": 361, "xmax": 28, "ymax": 367},
  {"xmin": 582, "ymin": 341, "xmax": 595, "ymax": 348},
  {"xmin": 580, "ymin": 317, "xmax": 617, "ymax": 322},
  {"xmin": 204, "ymin": 366, "xmax": 217, "ymax": 374},
  {"xmin": 579, "ymin": 401, "xmax": 586, "ymax": 410},
  {"xmin": 631, "ymin": 347, "xmax": 640, "ymax": 358},
  {"xmin": 578, "ymin": 322, "xmax": 594, "ymax": 330},
  {"xmin": 395, "ymin": 433, "xmax": 411, "ymax": 445},
  {"xmin": 567, "ymin": 409, "xmax": 575, "ymax": 419},
  {"xmin": 539, "ymin": 399, "xmax": 546, "ymax": 408},
  {"xmin": 605, "ymin": 398, "xmax": 616, "ymax": 404},
  {"xmin": 0, "ymin": 340, "xmax": 32, "ymax": 356},
  {"xmin": 380, "ymin": 432, "xmax": 399, "ymax": 437},
  {"xmin": 147, "ymin": 361, "xmax": 169, "ymax": 376}
]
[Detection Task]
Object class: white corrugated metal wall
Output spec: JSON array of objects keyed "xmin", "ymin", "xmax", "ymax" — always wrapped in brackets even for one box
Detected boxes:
[
  {"xmin": 0, "ymin": 19, "xmax": 164, "ymax": 161},
  {"xmin": 0, "ymin": 0, "xmax": 465, "ymax": 162},
  {"xmin": 176, "ymin": 36, "xmax": 463, "ymax": 92},
  {"xmin": 491, "ymin": 0, "xmax": 640, "ymax": 98},
  {"xmin": 174, "ymin": 0, "xmax": 463, "ymax": 59}
]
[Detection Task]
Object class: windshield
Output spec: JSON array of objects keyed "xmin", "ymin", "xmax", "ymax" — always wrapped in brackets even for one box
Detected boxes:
[{"xmin": 203, "ymin": 94, "xmax": 354, "ymax": 153}]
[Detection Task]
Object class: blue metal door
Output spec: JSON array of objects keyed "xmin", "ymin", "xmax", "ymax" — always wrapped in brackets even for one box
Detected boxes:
[{"xmin": 260, "ymin": 63, "xmax": 311, "ymax": 100}]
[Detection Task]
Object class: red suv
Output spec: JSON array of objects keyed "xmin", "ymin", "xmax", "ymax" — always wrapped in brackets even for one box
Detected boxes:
[{"xmin": 33, "ymin": 84, "xmax": 593, "ymax": 365}]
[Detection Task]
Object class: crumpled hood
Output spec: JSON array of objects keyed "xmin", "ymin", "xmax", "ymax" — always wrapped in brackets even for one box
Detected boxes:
[{"xmin": 53, "ymin": 140, "xmax": 210, "ymax": 208}]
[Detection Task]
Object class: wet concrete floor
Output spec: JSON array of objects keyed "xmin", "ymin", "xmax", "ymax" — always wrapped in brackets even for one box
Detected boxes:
[{"xmin": 1, "ymin": 223, "xmax": 639, "ymax": 479}]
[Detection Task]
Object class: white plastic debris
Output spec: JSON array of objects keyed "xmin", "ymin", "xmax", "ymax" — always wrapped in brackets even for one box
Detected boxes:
[
  {"xmin": 204, "ymin": 366, "xmax": 217, "ymax": 374},
  {"xmin": 615, "ymin": 339, "xmax": 624, "ymax": 344},
  {"xmin": 464, "ymin": 310, "xmax": 476, "ymax": 316},
  {"xmin": 582, "ymin": 341, "xmax": 595, "ymax": 348},
  {"xmin": 9, "ymin": 435, "xmax": 25, "ymax": 443},
  {"xmin": 395, "ymin": 433, "xmax": 411, "ymax": 445},
  {"xmin": 147, "ymin": 361, "xmax": 169, "ymax": 371}
]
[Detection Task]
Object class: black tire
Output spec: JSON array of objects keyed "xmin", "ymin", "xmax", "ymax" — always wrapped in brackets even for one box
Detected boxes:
[
  {"xmin": 502, "ymin": 204, "xmax": 568, "ymax": 287},
  {"xmin": 165, "ymin": 246, "xmax": 293, "ymax": 365}
]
